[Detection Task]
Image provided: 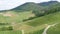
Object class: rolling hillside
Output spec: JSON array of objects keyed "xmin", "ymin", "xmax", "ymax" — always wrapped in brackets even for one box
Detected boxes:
[
  {"xmin": 0, "ymin": 1, "xmax": 60, "ymax": 34},
  {"xmin": 0, "ymin": 10, "xmax": 60, "ymax": 34},
  {"xmin": 0, "ymin": 11, "xmax": 35, "ymax": 23},
  {"xmin": 24, "ymin": 11, "xmax": 60, "ymax": 34}
]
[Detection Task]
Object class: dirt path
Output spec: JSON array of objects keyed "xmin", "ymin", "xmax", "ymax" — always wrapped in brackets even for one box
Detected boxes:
[{"xmin": 42, "ymin": 23, "xmax": 58, "ymax": 34}]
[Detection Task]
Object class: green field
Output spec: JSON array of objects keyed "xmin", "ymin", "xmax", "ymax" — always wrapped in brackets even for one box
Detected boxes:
[
  {"xmin": 0, "ymin": 11, "xmax": 35, "ymax": 34},
  {"xmin": 0, "ymin": 1, "xmax": 60, "ymax": 34},
  {"xmin": 47, "ymin": 23, "xmax": 60, "ymax": 34},
  {"xmin": 0, "ymin": 31, "xmax": 22, "ymax": 34},
  {"xmin": 0, "ymin": 11, "xmax": 35, "ymax": 23},
  {"xmin": 0, "ymin": 11, "xmax": 60, "ymax": 34},
  {"xmin": 25, "ymin": 11, "xmax": 60, "ymax": 26},
  {"xmin": 24, "ymin": 11, "xmax": 60, "ymax": 34}
]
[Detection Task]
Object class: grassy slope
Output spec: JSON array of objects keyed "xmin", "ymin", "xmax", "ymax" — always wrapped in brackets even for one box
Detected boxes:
[
  {"xmin": 47, "ymin": 23, "xmax": 60, "ymax": 34},
  {"xmin": 25, "ymin": 11, "xmax": 60, "ymax": 26},
  {"xmin": 24, "ymin": 11, "xmax": 60, "ymax": 34},
  {"xmin": 0, "ymin": 11, "xmax": 60, "ymax": 34},
  {"xmin": 0, "ymin": 11, "xmax": 35, "ymax": 23},
  {"xmin": 0, "ymin": 31, "xmax": 22, "ymax": 34},
  {"xmin": 0, "ymin": 11, "xmax": 35, "ymax": 34}
]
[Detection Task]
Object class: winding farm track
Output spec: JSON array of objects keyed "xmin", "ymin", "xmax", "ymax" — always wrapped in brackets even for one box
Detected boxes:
[{"xmin": 42, "ymin": 23, "xmax": 58, "ymax": 34}]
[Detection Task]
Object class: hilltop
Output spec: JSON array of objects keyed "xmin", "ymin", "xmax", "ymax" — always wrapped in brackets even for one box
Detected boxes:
[
  {"xmin": 38, "ymin": 1, "xmax": 59, "ymax": 6},
  {"xmin": 11, "ymin": 1, "xmax": 59, "ymax": 11},
  {"xmin": 11, "ymin": 2, "xmax": 43, "ymax": 11}
]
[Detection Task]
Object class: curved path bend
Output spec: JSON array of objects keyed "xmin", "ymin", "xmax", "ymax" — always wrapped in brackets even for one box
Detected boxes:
[{"xmin": 42, "ymin": 23, "xmax": 58, "ymax": 34}]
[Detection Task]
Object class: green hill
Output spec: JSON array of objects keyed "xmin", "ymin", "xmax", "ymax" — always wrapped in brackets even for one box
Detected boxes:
[
  {"xmin": 12, "ymin": 2, "xmax": 43, "ymax": 11},
  {"xmin": 0, "ymin": 11, "xmax": 35, "ymax": 23},
  {"xmin": 25, "ymin": 11, "xmax": 60, "ymax": 26},
  {"xmin": 24, "ymin": 11, "xmax": 60, "ymax": 34},
  {"xmin": 38, "ymin": 1, "xmax": 59, "ymax": 6},
  {"xmin": 1, "ymin": 10, "xmax": 60, "ymax": 34},
  {"xmin": 11, "ymin": 1, "xmax": 59, "ymax": 11},
  {"xmin": 0, "ymin": 1, "xmax": 60, "ymax": 34}
]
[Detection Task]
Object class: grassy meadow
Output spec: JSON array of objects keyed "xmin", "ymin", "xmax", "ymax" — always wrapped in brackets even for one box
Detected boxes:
[{"xmin": 0, "ymin": 10, "xmax": 60, "ymax": 34}]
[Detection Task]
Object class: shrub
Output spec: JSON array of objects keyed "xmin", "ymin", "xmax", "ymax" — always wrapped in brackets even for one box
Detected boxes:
[
  {"xmin": 23, "ymin": 17, "xmax": 37, "ymax": 21},
  {"xmin": 0, "ymin": 26, "xmax": 13, "ymax": 31}
]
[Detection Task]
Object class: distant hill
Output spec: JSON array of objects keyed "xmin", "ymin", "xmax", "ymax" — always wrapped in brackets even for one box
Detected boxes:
[
  {"xmin": 12, "ymin": 2, "xmax": 43, "ymax": 11},
  {"xmin": 38, "ymin": 1, "xmax": 59, "ymax": 6},
  {"xmin": 11, "ymin": 1, "xmax": 59, "ymax": 11}
]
